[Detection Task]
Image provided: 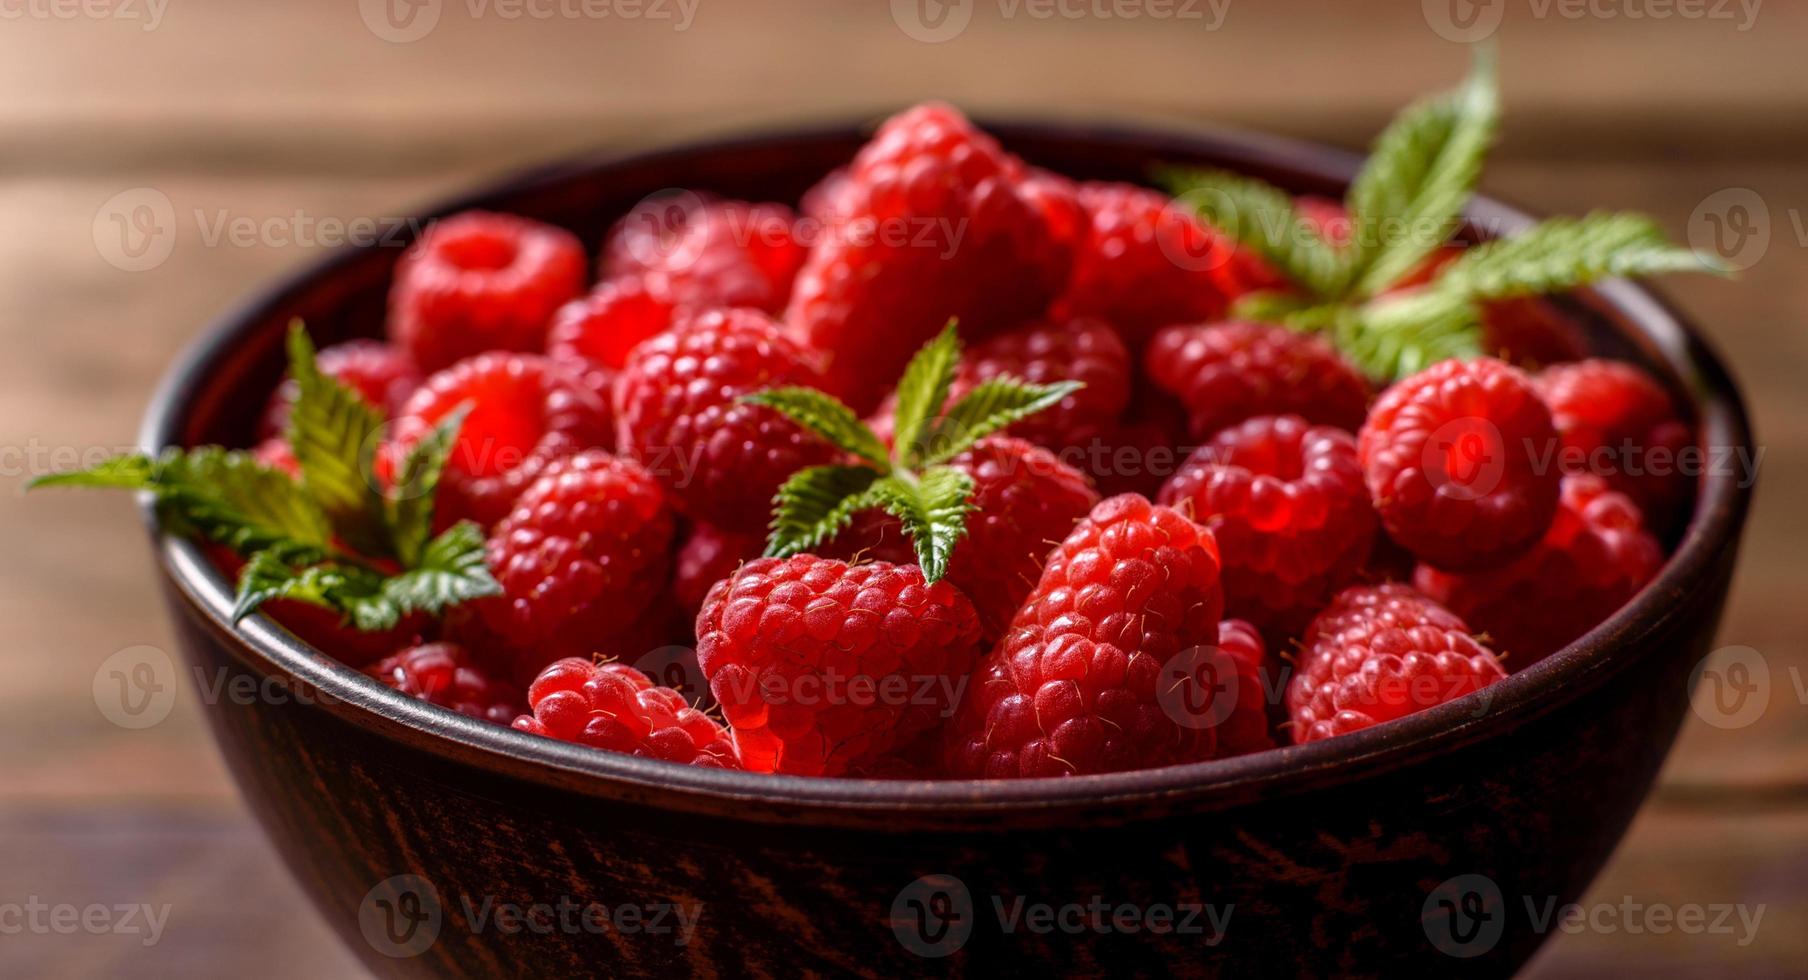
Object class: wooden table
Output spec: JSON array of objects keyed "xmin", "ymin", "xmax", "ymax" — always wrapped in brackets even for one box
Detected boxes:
[{"xmin": 2, "ymin": 3, "xmax": 1803, "ymax": 975}]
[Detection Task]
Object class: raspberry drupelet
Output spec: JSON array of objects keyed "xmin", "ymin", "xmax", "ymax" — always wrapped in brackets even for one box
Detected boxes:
[
  {"xmin": 513, "ymin": 658, "xmax": 740, "ymax": 768},
  {"xmin": 366, "ymin": 642, "xmax": 523, "ymax": 725},
  {"xmin": 1146, "ymin": 321, "xmax": 1372, "ymax": 442}
]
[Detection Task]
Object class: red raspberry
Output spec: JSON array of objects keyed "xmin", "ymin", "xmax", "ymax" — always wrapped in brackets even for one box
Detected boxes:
[
  {"xmin": 512, "ymin": 658, "xmax": 739, "ymax": 768},
  {"xmin": 388, "ymin": 352, "xmax": 612, "ymax": 528},
  {"xmin": 1294, "ymin": 194, "xmax": 1354, "ymax": 248},
  {"xmin": 1158, "ymin": 415, "xmax": 1376, "ymax": 641},
  {"xmin": 481, "ymin": 451, "xmax": 675, "ymax": 669},
  {"xmin": 674, "ymin": 523, "xmax": 763, "ymax": 617},
  {"xmin": 1286, "ymin": 584, "xmax": 1506, "ymax": 743},
  {"xmin": 1146, "ymin": 322, "xmax": 1371, "ymax": 441},
  {"xmin": 614, "ymin": 308, "xmax": 835, "ymax": 533},
  {"xmin": 1212, "ymin": 619, "xmax": 1279, "ymax": 758},
  {"xmin": 366, "ymin": 642, "xmax": 523, "ymax": 724},
  {"xmin": 602, "ymin": 197, "xmax": 804, "ymax": 315},
  {"xmin": 786, "ymin": 103, "xmax": 1074, "ymax": 409},
  {"xmin": 1535, "ymin": 359, "xmax": 1692, "ymax": 528},
  {"xmin": 1054, "ymin": 181, "xmax": 1281, "ymax": 350},
  {"xmin": 944, "ymin": 494, "xmax": 1225, "ymax": 778},
  {"xmin": 1359, "ymin": 357, "xmax": 1561, "ymax": 571},
  {"xmin": 388, "ymin": 211, "xmax": 586, "ymax": 373},
  {"xmin": 1416, "ymin": 474, "xmax": 1663, "ymax": 664},
  {"xmin": 544, "ymin": 277, "xmax": 675, "ymax": 400},
  {"xmin": 695, "ymin": 556, "xmax": 984, "ymax": 776},
  {"xmin": 258, "ymin": 339, "xmax": 420, "ymax": 440}
]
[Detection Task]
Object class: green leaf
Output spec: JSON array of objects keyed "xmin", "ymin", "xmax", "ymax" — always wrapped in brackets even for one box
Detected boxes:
[
  {"xmin": 1333, "ymin": 292, "xmax": 1485, "ymax": 381},
  {"xmin": 1348, "ymin": 48, "xmax": 1499, "ymax": 295},
  {"xmin": 386, "ymin": 403, "xmax": 468, "ymax": 568},
  {"xmin": 285, "ymin": 322, "xmax": 391, "ymax": 558},
  {"xmin": 1430, "ymin": 211, "xmax": 1727, "ymax": 301},
  {"xmin": 763, "ymin": 464, "xmax": 883, "ymax": 558},
  {"xmin": 379, "ymin": 520, "xmax": 502, "ymax": 617},
  {"xmin": 890, "ymin": 320, "xmax": 964, "ymax": 467},
  {"xmin": 865, "ymin": 470, "xmax": 975, "ymax": 583},
  {"xmin": 28, "ymin": 454, "xmax": 159, "ymax": 491},
  {"xmin": 231, "ymin": 522, "xmax": 497, "ymax": 631},
  {"xmin": 741, "ymin": 388, "xmax": 888, "ymax": 469},
  {"xmin": 1228, "ymin": 290, "xmax": 1317, "ymax": 324},
  {"xmin": 922, "ymin": 378, "xmax": 1084, "ymax": 465},
  {"xmin": 1159, "ymin": 166, "xmax": 1350, "ymax": 298}
]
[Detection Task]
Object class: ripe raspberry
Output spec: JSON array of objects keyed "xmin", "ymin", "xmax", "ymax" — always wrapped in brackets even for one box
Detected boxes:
[
  {"xmin": 786, "ymin": 103, "xmax": 1074, "ymax": 409},
  {"xmin": 1054, "ymin": 181, "xmax": 1281, "ymax": 350},
  {"xmin": 1416, "ymin": 474, "xmax": 1662, "ymax": 664},
  {"xmin": 1359, "ymin": 357, "xmax": 1561, "ymax": 571},
  {"xmin": 1286, "ymin": 584, "xmax": 1506, "ymax": 743},
  {"xmin": 614, "ymin": 308, "xmax": 834, "ymax": 533},
  {"xmin": 258, "ymin": 339, "xmax": 420, "ymax": 440},
  {"xmin": 388, "ymin": 352, "xmax": 612, "ymax": 528},
  {"xmin": 388, "ymin": 211, "xmax": 586, "ymax": 373},
  {"xmin": 674, "ymin": 523, "xmax": 763, "ymax": 617},
  {"xmin": 1535, "ymin": 359, "xmax": 1692, "ymax": 528},
  {"xmin": 481, "ymin": 451, "xmax": 675, "ymax": 669},
  {"xmin": 544, "ymin": 277, "xmax": 675, "ymax": 400},
  {"xmin": 366, "ymin": 642, "xmax": 523, "ymax": 724},
  {"xmin": 1146, "ymin": 322, "xmax": 1371, "ymax": 441},
  {"xmin": 695, "ymin": 556, "xmax": 984, "ymax": 776},
  {"xmin": 602, "ymin": 197, "xmax": 804, "ymax": 315},
  {"xmin": 944, "ymin": 494, "xmax": 1226, "ymax": 778},
  {"xmin": 1212, "ymin": 619, "xmax": 1279, "ymax": 758},
  {"xmin": 512, "ymin": 659, "xmax": 740, "ymax": 768},
  {"xmin": 1158, "ymin": 415, "xmax": 1376, "ymax": 641}
]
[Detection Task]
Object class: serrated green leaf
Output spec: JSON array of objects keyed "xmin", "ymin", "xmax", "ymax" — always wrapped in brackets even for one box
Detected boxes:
[
  {"xmin": 232, "ymin": 549, "xmax": 391, "ymax": 628},
  {"xmin": 386, "ymin": 403, "xmax": 468, "ymax": 568},
  {"xmin": 285, "ymin": 322, "xmax": 392, "ymax": 558},
  {"xmin": 1431, "ymin": 211, "xmax": 1725, "ymax": 301},
  {"xmin": 1228, "ymin": 290, "xmax": 1316, "ymax": 324},
  {"xmin": 891, "ymin": 321, "xmax": 964, "ymax": 467},
  {"xmin": 1334, "ymin": 291, "xmax": 1485, "ymax": 381},
  {"xmin": 741, "ymin": 388, "xmax": 888, "ymax": 469},
  {"xmin": 28, "ymin": 454, "xmax": 159, "ymax": 491},
  {"xmin": 865, "ymin": 469, "xmax": 975, "ymax": 583},
  {"xmin": 1349, "ymin": 48, "xmax": 1499, "ymax": 295},
  {"xmin": 378, "ymin": 520, "xmax": 501, "ymax": 618},
  {"xmin": 922, "ymin": 378, "xmax": 1084, "ymax": 465},
  {"xmin": 763, "ymin": 464, "xmax": 883, "ymax": 558},
  {"xmin": 1159, "ymin": 166, "xmax": 1350, "ymax": 298}
]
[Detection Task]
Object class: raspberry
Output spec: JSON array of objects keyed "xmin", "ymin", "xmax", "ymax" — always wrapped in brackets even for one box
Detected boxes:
[
  {"xmin": 388, "ymin": 211, "xmax": 586, "ymax": 373},
  {"xmin": 1286, "ymin": 584, "xmax": 1506, "ymax": 743},
  {"xmin": 1535, "ymin": 359, "xmax": 1692, "ymax": 528},
  {"xmin": 544, "ymin": 278, "xmax": 675, "ymax": 400},
  {"xmin": 512, "ymin": 659, "xmax": 740, "ymax": 768},
  {"xmin": 1146, "ymin": 322, "xmax": 1371, "ymax": 441},
  {"xmin": 1294, "ymin": 194, "xmax": 1354, "ymax": 248},
  {"xmin": 366, "ymin": 642, "xmax": 523, "ymax": 724},
  {"xmin": 258, "ymin": 339, "xmax": 420, "ymax": 440},
  {"xmin": 695, "ymin": 556, "xmax": 984, "ymax": 776},
  {"xmin": 1416, "ymin": 474, "xmax": 1662, "ymax": 664},
  {"xmin": 1158, "ymin": 415, "xmax": 1376, "ymax": 641},
  {"xmin": 944, "ymin": 494, "xmax": 1226, "ymax": 778},
  {"xmin": 614, "ymin": 308, "xmax": 835, "ymax": 533},
  {"xmin": 389, "ymin": 352, "xmax": 613, "ymax": 528},
  {"xmin": 1054, "ymin": 181, "xmax": 1281, "ymax": 350},
  {"xmin": 1212, "ymin": 619, "xmax": 1279, "ymax": 758},
  {"xmin": 786, "ymin": 103, "xmax": 1074, "ymax": 409},
  {"xmin": 602, "ymin": 197, "xmax": 804, "ymax": 315},
  {"xmin": 1359, "ymin": 357, "xmax": 1561, "ymax": 571},
  {"xmin": 674, "ymin": 523, "xmax": 763, "ymax": 617},
  {"xmin": 481, "ymin": 451, "xmax": 676, "ymax": 669}
]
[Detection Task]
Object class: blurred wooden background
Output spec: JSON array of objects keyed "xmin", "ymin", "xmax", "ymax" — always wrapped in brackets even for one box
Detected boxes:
[{"xmin": 2, "ymin": 1, "xmax": 1804, "ymax": 975}]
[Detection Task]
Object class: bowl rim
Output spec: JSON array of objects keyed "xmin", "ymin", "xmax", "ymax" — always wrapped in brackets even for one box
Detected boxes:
[{"xmin": 140, "ymin": 116, "xmax": 1755, "ymax": 824}]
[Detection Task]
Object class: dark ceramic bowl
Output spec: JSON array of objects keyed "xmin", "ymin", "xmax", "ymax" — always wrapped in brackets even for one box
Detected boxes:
[{"xmin": 142, "ymin": 119, "xmax": 1753, "ymax": 979}]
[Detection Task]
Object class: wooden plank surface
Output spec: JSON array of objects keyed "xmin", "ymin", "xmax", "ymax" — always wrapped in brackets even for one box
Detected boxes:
[{"xmin": 0, "ymin": 3, "xmax": 1803, "ymax": 976}]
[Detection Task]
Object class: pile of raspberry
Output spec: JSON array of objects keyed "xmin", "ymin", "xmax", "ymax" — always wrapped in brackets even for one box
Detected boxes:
[{"xmin": 242, "ymin": 103, "xmax": 1685, "ymax": 778}]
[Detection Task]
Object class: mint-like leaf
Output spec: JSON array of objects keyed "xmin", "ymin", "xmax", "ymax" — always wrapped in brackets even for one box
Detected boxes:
[
  {"xmin": 378, "ymin": 520, "xmax": 501, "ymax": 616},
  {"xmin": 741, "ymin": 388, "xmax": 889, "ymax": 469},
  {"xmin": 865, "ymin": 470, "xmax": 975, "ymax": 583},
  {"xmin": 232, "ymin": 549, "xmax": 387, "ymax": 627},
  {"xmin": 1159, "ymin": 166, "xmax": 1350, "ymax": 298},
  {"xmin": 386, "ymin": 403, "xmax": 468, "ymax": 568},
  {"xmin": 764, "ymin": 464, "xmax": 883, "ymax": 558},
  {"xmin": 1334, "ymin": 292, "xmax": 1485, "ymax": 380},
  {"xmin": 285, "ymin": 322, "xmax": 392, "ymax": 558},
  {"xmin": 923, "ymin": 378, "xmax": 1083, "ymax": 465},
  {"xmin": 1432, "ymin": 211, "xmax": 1726, "ymax": 301},
  {"xmin": 890, "ymin": 321, "xmax": 964, "ymax": 466}
]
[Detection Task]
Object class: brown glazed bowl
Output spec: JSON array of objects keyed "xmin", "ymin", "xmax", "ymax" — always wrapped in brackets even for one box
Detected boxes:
[{"xmin": 142, "ymin": 120, "xmax": 1753, "ymax": 979}]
